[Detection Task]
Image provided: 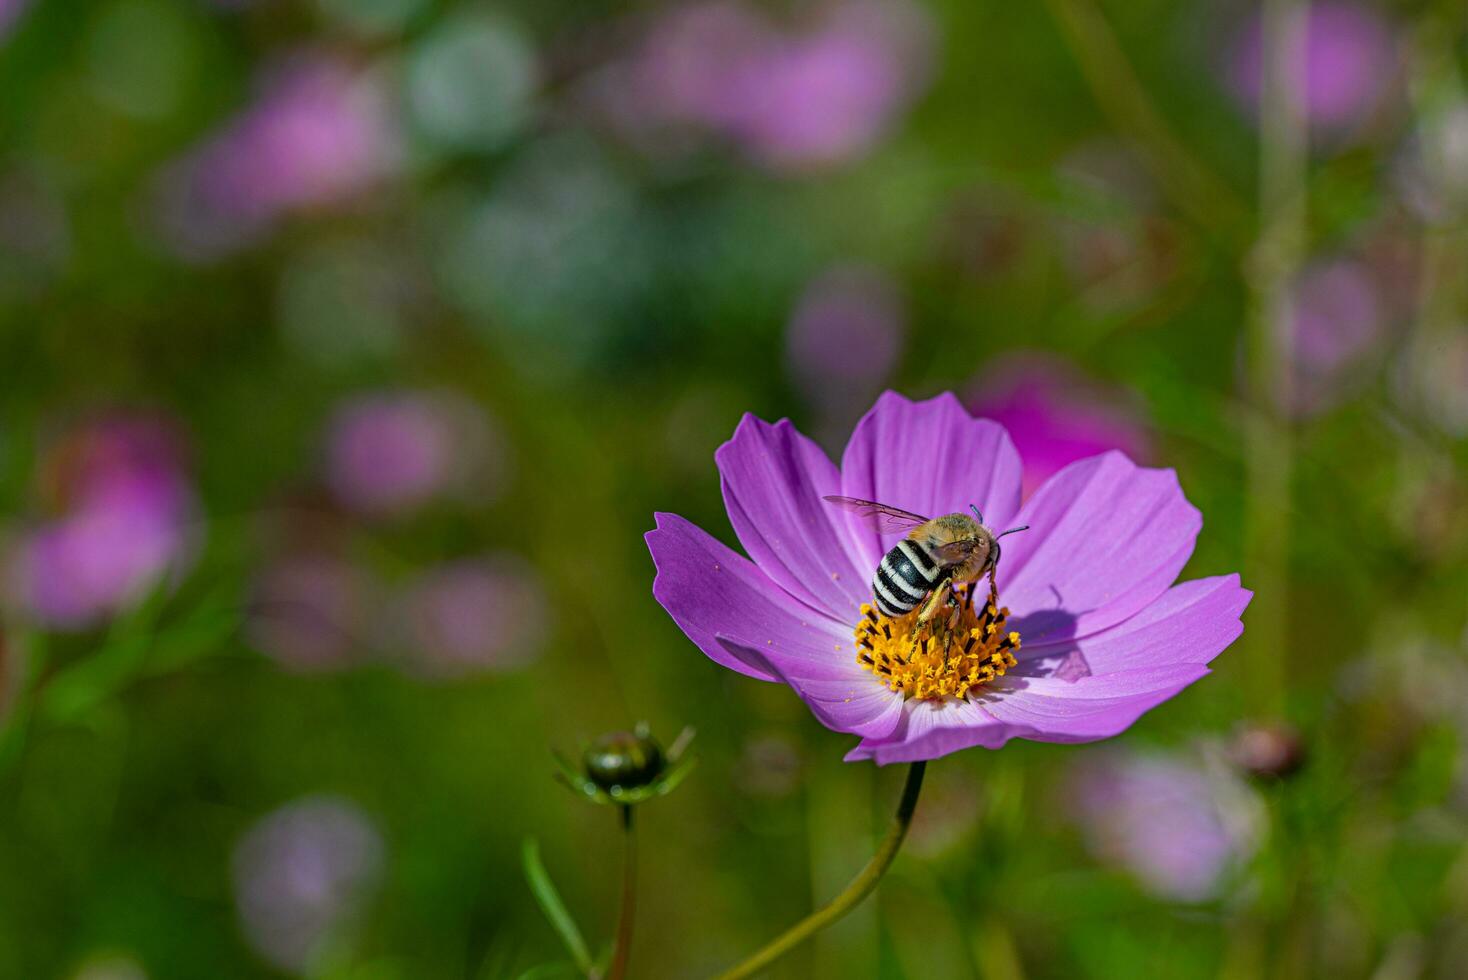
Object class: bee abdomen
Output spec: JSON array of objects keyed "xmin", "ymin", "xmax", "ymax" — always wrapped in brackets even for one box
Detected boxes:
[{"xmin": 872, "ymin": 539, "xmax": 941, "ymax": 618}]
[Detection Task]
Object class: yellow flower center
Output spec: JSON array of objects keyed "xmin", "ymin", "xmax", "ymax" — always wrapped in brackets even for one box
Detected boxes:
[{"xmin": 854, "ymin": 580, "xmax": 1021, "ymax": 702}]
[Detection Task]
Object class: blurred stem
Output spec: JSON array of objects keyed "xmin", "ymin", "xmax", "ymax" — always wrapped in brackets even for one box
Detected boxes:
[
  {"xmin": 969, "ymin": 920, "xmax": 1026, "ymax": 980},
  {"xmin": 807, "ymin": 758, "xmax": 876, "ymax": 978},
  {"xmin": 0, "ymin": 633, "xmax": 48, "ymax": 775},
  {"xmin": 1242, "ymin": 0, "xmax": 1307, "ymax": 721},
  {"xmin": 606, "ymin": 806, "xmax": 637, "ymax": 980},
  {"xmin": 713, "ymin": 762, "xmax": 926, "ymax": 980},
  {"xmin": 1041, "ymin": 0, "xmax": 1249, "ymax": 244}
]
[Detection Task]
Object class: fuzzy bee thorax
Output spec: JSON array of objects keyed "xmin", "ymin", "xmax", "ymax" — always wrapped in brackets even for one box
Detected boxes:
[{"xmin": 909, "ymin": 513, "xmax": 994, "ymax": 578}]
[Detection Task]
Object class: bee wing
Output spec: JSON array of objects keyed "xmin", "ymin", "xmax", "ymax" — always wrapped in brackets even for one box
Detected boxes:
[
  {"xmin": 821, "ymin": 496, "xmax": 930, "ymax": 534},
  {"xmin": 933, "ymin": 540, "xmax": 973, "ymax": 565}
]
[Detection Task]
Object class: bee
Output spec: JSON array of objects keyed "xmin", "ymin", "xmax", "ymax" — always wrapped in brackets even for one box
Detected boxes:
[{"xmin": 823, "ymin": 496, "xmax": 1030, "ymax": 631}]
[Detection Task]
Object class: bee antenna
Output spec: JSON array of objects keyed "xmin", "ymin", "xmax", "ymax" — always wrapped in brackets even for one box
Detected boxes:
[
  {"xmin": 969, "ymin": 504, "xmax": 985, "ymax": 524},
  {"xmin": 996, "ymin": 524, "xmax": 1030, "ymax": 539}
]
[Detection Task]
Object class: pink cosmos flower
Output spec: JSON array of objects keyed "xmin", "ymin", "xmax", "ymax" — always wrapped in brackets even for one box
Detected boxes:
[
  {"xmin": 387, "ymin": 555, "xmax": 546, "ymax": 679},
  {"xmin": 1289, "ymin": 257, "xmax": 1385, "ymax": 415},
  {"xmin": 323, "ymin": 390, "xmax": 502, "ymax": 518},
  {"xmin": 1067, "ymin": 749, "xmax": 1262, "ymax": 902},
  {"xmin": 1225, "ymin": 2, "xmax": 1397, "ymax": 134},
  {"xmin": 153, "ymin": 52, "xmax": 397, "ymax": 260},
  {"xmin": 731, "ymin": 0, "xmax": 932, "ymax": 171},
  {"xmin": 600, "ymin": 0, "xmax": 932, "ymax": 172},
  {"xmin": 0, "ymin": 0, "xmax": 29, "ymax": 41},
  {"xmin": 786, "ymin": 265, "xmax": 905, "ymax": 390},
  {"xmin": 17, "ymin": 504, "xmax": 189, "ymax": 629},
  {"xmin": 246, "ymin": 553, "xmax": 376, "ymax": 673},
  {"xmin": 786, "ymin": 264, "xmax": 906, "ymax": 430},
  {"xmin": 233, "ymin": 796, "xmax": 383, "ymax": 974},
  {"xmin": 647, "ymin": 392, "xmax": 1248, "ymax": 764},
  {"xmin": 9, "ymin": 415, "xmax": 198, "ymax": 630}
]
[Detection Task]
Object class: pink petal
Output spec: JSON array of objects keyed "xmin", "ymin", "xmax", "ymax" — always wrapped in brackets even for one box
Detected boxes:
[
  {"xmin": 1019, "ymin": 574, "xmax": 1250, "ymax": 676},
  {"xmin": 980, "ymin": 663, "xmax": 1211, "ymax": 742},
  {"xmin": 647, "ymin": 512, "xmax": 847, "ymax": 681},
  {"xmin": 720, "ymin": 636, "xmax": 904, "ymax": 738},
  {"xmin": 716, "ymin": 415, "xmax": 870, "ymax": 620},
  {"xmin": 998, "ymin": 451, "xmax": 1201, "ymax": 646},
  {"xmin": 843, "ymin": 698, "xmax": 1010, "ymax": 764},
  {"xmin": 839, "ymin": 391, "xmax": 1023, "ymax": 573}
]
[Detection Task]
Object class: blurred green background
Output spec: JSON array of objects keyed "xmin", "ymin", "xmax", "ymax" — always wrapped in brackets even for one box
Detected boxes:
[{"xmin": 1, "ymin": 0, "xmax": 1466, "ymax": 977}]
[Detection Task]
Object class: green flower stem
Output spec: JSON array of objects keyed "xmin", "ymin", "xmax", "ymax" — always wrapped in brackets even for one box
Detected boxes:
[
  {"xmin": 713, "ymin": 761, "xmax": 927, "ymax": 980},
  {"xmin": 1242, "ymin": 0, "xmax": 1307, "ymax": 720},
  {"xmin": 606, "ymin": 806, "xmax": 637, "ymax": 980}
]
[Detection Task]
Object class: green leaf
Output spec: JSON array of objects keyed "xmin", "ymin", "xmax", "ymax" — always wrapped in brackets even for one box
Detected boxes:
[
  {"xmin": 37, "ymin": 579, "xmax": 241, "ymax": 724},
  {"xmin": 521, "ymin": 838, "xmax": 594, "ymax": 975},
  {"xmin": 37, "ymin": 574, "xmax": 174, "ymax": 723},
  {"xmin": 138, "ymin": 582, "xmax": 242, "ymax": 676},
  {"xmin": 656, "ymin": 753, "xmax": 697, "ymax": 796},
  {"xmin": 0, "ymin": 631, "xmax": 49, "ymax": 775}
]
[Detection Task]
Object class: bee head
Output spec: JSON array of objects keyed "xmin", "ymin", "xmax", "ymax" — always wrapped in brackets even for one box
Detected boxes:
[{"xmin": 989, "ymin": 523, "xmax": 1031, "ymax": 572}]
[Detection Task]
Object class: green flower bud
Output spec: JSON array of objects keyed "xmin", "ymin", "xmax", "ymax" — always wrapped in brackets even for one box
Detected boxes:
[
  {"xmin": 553, "ymin": 723, "xmax": 696, "ymax": 807},
  {"xmin": 583, "ymin": 730, "xmax": 665, "ymax": 792}
]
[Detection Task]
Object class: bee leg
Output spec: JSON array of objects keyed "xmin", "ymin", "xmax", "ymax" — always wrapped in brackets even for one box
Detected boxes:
[{"xmin": 909, "ymin": 584, "xmax": 952, "ymax": 639}]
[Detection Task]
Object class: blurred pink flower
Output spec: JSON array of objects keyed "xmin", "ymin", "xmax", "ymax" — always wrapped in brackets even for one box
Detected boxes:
[
  {"xmin": 41, "ymin": 415, "xmax": 194, "ymax": 520},
  {"xmin": 1290, "ymin": 257, "xmax": 1384, "ymax": 415},
  {"xmin": 0, "ymin": 0, "xmax": 29, "ymax": 41},
  {"xmin": 389, "ymin": 555, "xmax": 546, "ymax": 678},
  {"xmin": 736, "ymin": 1, "xmax": 932, "ymax": 170},
  {"xmin": 633, "ymin": 1, "xmax": 770, "ymax": 133},
  {"xmin": 323, "ymin": 390, "xmax": 501, "ymax": 518},
  {"xmin": 600, "ymin": 0, "xmax": 932, "ymax": 172},
  {"xmin": 154, "ymin": 53, "xmax": 398, "ymax": 260},
  {"xmin": 1226, "ymin": 2, "xmax": 1397, "ymax": 134},
  {"xmin": 233, "ymin": 796, "xmax": 383, "ymax": 975},
  {"xmin": 1228, "ymin": 721, "xmax": 1306, "ymax": 780},
  {"xmin": 18, "ymin": 506, "xmax": 189, "ymax": 630},
  {"xmin": 1068, "ymin": 749, "xmax": 1261, "ymax": 902},
  {"xmin": 786, "ymin": 264, "xmax": 905, "ymax": 408},
  {"xmin": 966, "ymin": 355, "xmax": 1152, "ymax": 498},
  {"xmin": 247, "ymin": 553, "xmax": 375, "ymax": 673},
  {"xmin": 9, "ymin": 415, "xmax": 198, "ymax": 630}
]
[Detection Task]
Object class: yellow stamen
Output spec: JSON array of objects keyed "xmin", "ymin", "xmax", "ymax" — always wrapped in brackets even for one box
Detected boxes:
[{"xmin": 854, "ymin": 581, "xmax": 1020, "ymax": 701}]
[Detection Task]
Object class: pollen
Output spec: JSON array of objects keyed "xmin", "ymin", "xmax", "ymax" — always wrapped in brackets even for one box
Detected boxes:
[{"xmin": 854, "ymin": 580, "xmax": 1020, "ymax": 702}]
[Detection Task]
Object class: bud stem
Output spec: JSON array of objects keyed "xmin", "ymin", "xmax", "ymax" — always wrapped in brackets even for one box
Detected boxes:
[
  {"xmin": 712, "ymin": 761, "xmax": 927, "ymax": 980},
  {"xmin": 606, "ymin": 805, "xmax": 637, "ymax": 980}
]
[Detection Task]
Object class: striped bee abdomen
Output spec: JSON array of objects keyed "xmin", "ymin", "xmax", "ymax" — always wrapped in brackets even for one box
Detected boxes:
[{"xmin": 872, "ymin": 538, "xmax": 942, "ymax": 618}]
